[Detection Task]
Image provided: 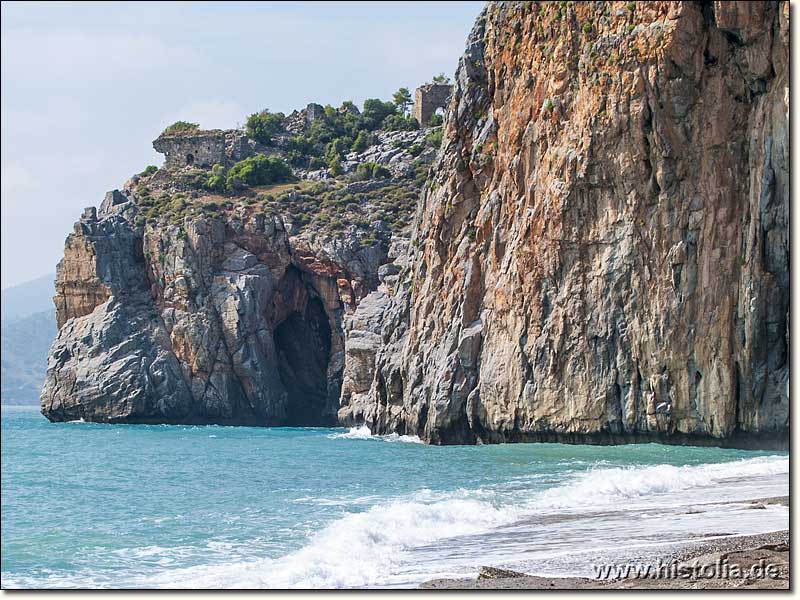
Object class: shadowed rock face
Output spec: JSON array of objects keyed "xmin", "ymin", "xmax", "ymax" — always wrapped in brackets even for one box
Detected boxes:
[
  {"xmin": 41, "ymin": 201, "xmax": 373, "ymax": 426},
  {"xmin": 275, "ymin": 296, "xmax": 334, "ymax": 425},
  {"xmin": 338, "ymin": 1, "xmax": 789, "ymax": 447}
]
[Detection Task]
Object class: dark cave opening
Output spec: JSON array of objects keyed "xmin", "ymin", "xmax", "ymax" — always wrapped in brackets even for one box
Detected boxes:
[{"xmin": 274, "ymin": 297, "xmax": 334, "ymax": 426}]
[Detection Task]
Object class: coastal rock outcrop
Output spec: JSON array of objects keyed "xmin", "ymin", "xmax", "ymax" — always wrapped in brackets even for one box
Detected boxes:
[
  {"xmin": 43, "ymin": 1, "xmax": 789, "ymax": 448},
  {"xmin": 41, "ymin": 107, "xmax": 435, "ymax": 424},
  {"xmin": 42, "ymin": 205, "xmax": 355, "ymax": 424},
  {"xmin": 338, "ymin": 1, "xmax": 789, "ymax": 446}
]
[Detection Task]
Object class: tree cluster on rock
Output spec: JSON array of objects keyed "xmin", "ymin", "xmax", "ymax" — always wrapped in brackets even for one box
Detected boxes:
[{"xmin": 245, "ymin": 110, "xmax": 285, "ymax": 145}]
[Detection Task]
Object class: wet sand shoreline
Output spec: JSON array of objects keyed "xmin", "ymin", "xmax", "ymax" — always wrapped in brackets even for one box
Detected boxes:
[{"xmin": 421, "ymin": 497, "xmax": 789, "ymax": 590}]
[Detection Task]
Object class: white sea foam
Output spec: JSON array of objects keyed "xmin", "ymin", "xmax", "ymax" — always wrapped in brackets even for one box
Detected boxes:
[
  {"xmin": 329, "ymin": 425, "xmax": 372, "ymax": 440},
  {"xmin": 141, "ymin": 492, "xmax": 519, "ymax": 589},
  {"xmin": 136, "ymin": 455, "xmax": 787, "ymax": 589},
  {"xmin": 534, "ymin": 454, "xmax": 789, "ymax": 510},
  {"xmin": 379, "ymin": 433, "xmax": 424, "ymax": 444},
  {"xmin": 328, "ymin": 426, "xmax": 423, "ymax": 444}
]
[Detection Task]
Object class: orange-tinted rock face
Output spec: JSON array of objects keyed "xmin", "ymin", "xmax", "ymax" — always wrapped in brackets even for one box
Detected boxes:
[
  {"xmin": 339, "ymin": 1, "xmax": 789, "ymax": 446},
  {"xmin": 54, "ymin": 229, "xmax": 110, "ymax": 329}
]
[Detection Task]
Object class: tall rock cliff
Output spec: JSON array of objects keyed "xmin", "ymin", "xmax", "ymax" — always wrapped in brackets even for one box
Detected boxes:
[
  {"xmin": 42, "ymin": 119, "xmax": 435, "ymax": 424},
  {"xmin": 43, "ymin": 1, "xmax": 789, "ymax": 447},
  {"xmin": 339, "ymin": 1, "xmax": 789, "ymax": 447}
]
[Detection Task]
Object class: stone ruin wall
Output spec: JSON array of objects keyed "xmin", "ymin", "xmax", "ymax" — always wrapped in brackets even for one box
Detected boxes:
[
  {"xmin": 152, "ymin": 130, "xmax": 252, "ymax": 169},
  {"xmin": 413, "ymin": 83, "xmax": 452, "ymax": 126}
]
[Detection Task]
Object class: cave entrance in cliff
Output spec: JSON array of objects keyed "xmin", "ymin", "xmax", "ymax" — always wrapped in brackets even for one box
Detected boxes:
[{"xmin": 274, "ymin": 297, "xmax": 334, "ymax": 426}]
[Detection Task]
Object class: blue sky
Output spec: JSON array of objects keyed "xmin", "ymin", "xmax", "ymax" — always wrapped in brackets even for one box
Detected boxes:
[{"xmin": 0, "ymin": 1, "xmax": 483, "ymax": 289}]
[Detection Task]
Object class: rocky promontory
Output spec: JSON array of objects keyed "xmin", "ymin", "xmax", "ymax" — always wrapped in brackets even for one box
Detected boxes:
[
  {"xmin": 43, "ymin": 1, "xmax": 788, "ymax": 449},
  {"xmin": 42, "ymin": 97, "xmax": 443, "ymax": 425}
]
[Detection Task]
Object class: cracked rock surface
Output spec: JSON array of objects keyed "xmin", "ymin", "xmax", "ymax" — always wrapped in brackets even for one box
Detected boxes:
[{"xmin": 338, "ymin": 1, "xmax": 789, "ymax": 446}]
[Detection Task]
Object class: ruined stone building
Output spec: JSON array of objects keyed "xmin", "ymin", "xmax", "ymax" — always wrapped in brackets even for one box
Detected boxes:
[
  {"xmin": 152, "ymin": 129, "xmax": 252, "ymax": 169},
  {"xmin": 284, "ymin": 103, "xmax": 330, "ymax": 134},
  {"xmin": 413, "ymin": 83, "xmax": 452, "ymax": 126}
]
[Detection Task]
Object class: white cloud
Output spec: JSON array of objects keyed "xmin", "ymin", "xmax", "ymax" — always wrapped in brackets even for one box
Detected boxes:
[
  {"xmin": 1, "ymin": 29, "xmax": 200, "ymax": 84},
  {"xmin": 0, "ymin": 160, "xmax": 37, "ymax": 195}
]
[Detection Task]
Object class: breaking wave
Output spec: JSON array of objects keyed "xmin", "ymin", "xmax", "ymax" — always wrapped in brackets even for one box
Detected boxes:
[
  {"xmin": 328, "ymin": 425, "xmax": 423, "ymax": 444},
  {"xmin": 134, "ymin": 455, "xmax": 786, "ymax": 589},
  {"xmin": 140, "ymin": 492, "xmax": 517, "ymax": 588},
  {"xmin": 535, "ymin": 454, "xmax": 789, "ymax": 510}
]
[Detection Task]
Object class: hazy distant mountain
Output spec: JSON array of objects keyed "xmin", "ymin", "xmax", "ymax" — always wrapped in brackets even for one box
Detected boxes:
[
  {"xmin": 1, "ymin": 309, "xmax": 56, "ymax": 405},
  {"xmin": 2, "ymin": 275, "xmax": 57, "ymax": 405},
  {"xmin": 2, "ymin": 274, "xmax": 56, "ymax": 321}
]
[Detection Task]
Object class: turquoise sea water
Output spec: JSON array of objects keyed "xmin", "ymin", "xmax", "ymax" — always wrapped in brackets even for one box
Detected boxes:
[{"xmin": 1, "ymin": 405, "xmax": 789, "ymax": 588}]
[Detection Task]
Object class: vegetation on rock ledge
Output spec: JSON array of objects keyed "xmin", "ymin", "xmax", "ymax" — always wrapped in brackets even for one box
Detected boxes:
[
  {"xmin": 160, "ymin": 121, "xmax": 200, "ymax": 136},
  {"xmin": 226, "ymin": 155, "xmax": 294, "ymax": 189},
  {"xmin": 245, "ymin": 110, "xmax": 285, "ymax": 145},
  {"xmin": 137, "ymin": 88, "xmax": 447, "ymax": 246}
]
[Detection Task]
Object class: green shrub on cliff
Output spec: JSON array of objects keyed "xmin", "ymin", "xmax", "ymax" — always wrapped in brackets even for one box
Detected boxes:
[
  {"xmin": 351, "ymin": 130, "xmax": 375, "ymax": 152},
  {"xmin": 373, "ymin": 164, "xmax": 391, "ymax": 179},
  {"xmin": 354, "ymin": 162, "xmax": 390, "ymax": 181},
  {"xmin": 328, "ymin": 154, "xmax": 343, "ymax": 176},
  {"xmin": 161, "ymin": 121, "xmax": 199, "ymax": 136},
  {"xmin": 361, "ymin": 98, "xmax": 398, "ymax": 129},
  {"xmin": 206, "ymin": 164, "xmax": 227, "ymax": 192},
  {"xmin": 308, "ymin": 156, "xmax": 325, "ymax": 170},
  {"xmin": 139, "ymin": 165, "xmax": 158, "ymax": 177},
  {"xmin": 226, "ymin": 155, "xmax": 293, "ymax": 189},
  {"xmin": 275, "ymin": 96, "xmax": 407, "ymax": 162},
  {"xmin": 382, "ymin": 113, "xmax": 419, "ymax": 131},
  {"xmin": 326, "ymin": 137, "xmax": 351, "ymax": 162},
  {"xmin": 170, "ymin": 197, "xmax": 187, "ymax": 213},
  {"xmin": 425, "ymin": 127, "xmax": 444, "ymax": 147},
  {"xmin": 354, "ymin": 162, "xmax": 373, "ymax": 180},
  {"xmin": 285, "ymin": 135, "xmax": 316, "ymax": 166},
  {"xmin": 246, "ymin": 110, "xmax": 285, "ymax": 145}
]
